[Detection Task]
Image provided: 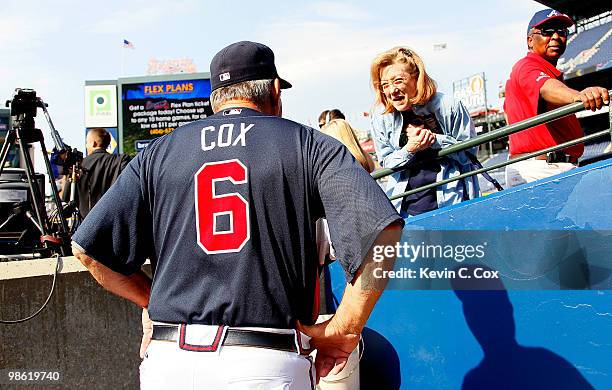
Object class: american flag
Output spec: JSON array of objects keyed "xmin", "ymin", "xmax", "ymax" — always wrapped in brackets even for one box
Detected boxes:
[
  {"xmin": 433, "ymin": 43, "xmax": 447, "ymax": 51},
  {"xmin": 123, "ymin": 39, "xmax": 135, "ymax": 49}
]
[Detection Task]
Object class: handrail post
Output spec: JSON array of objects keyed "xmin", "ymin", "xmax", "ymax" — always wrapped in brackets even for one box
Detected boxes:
[{"xmin": 609, "ymin": 99, "xmax": 612, "ymax": 143}]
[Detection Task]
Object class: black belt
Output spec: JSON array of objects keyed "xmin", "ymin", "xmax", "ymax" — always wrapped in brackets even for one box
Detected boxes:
[
  {"xmin": 151, "ymin": 325, "xmax": 298, "ymax": 353},
  {"xmin": 510, "ymin": 151, "xmax": 578, "ymax": 164},
  {"xmin": 545, "ymin": 151, "xmax": 578, "ymax": 164}
]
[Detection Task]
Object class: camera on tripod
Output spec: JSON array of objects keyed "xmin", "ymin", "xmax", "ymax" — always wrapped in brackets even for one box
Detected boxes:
[
  {"xmin": 9, "ymin": 89, "xmax": 39, "ymax": 127},
  {"xmin": 0, "ymin": 88, "xmax": 79, "ymax": 258}
]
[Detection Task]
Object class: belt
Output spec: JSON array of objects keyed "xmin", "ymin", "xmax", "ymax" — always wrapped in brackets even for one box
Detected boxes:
[
  {"xmin": 510, "ymin": 151, "xmax": 578, "ymax": 164},
  {"xmin": 151, "ymin": 325, "xmax": 298, "ymax": 353}
]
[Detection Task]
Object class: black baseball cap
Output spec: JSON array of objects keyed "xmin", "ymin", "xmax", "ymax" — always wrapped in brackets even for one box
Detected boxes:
[
  {"xmin": 527, "ymin": 9, "xmax": 573, "ymax": 35},
  {"xmin": 210, "ymin": 41, "xmax": 292, "ymax": 92}
]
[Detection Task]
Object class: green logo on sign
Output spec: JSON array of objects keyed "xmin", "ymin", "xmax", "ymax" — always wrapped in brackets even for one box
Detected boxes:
[{"xmin": 88, "ymin": 89, "xmax": 112, "ymax": 115}]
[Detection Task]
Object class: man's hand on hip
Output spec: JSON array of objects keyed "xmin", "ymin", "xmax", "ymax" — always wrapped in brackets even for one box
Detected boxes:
[
  {"xmin": 140, "ymin": 308, "xmax": 153, "ymax": 359},
  {"xmin": 296, "ymin": 319, "xmax": 360, "ymax": 383}
]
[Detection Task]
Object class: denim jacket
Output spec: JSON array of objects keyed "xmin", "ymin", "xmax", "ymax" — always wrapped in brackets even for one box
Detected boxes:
[{"xmin": 371, "ymin": 92, "xmax": 480, "ymax": 211}]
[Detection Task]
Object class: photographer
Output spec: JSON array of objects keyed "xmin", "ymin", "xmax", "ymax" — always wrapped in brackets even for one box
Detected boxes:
[{"xmin": 63, "ymin": 128, "xmax": 129, "ymax": 218}]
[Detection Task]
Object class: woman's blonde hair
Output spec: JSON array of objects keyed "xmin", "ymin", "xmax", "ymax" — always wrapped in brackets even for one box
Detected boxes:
[
  {"xmin": 321, "ymin": 119, "xmax": 375, "ymax": 173},
  {"xmin": 370, "ymin": 46, "xmax": 437, "ymax": 114}
]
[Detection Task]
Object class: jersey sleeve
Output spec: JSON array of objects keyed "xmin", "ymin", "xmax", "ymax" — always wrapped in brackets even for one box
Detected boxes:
[
  {"xmin": 311, "ymin": 132, "xmax": 404, "ymax": 281},
  {"xmin": 72, "ymin": 151, "xmax": 153, "ymax": 275}
]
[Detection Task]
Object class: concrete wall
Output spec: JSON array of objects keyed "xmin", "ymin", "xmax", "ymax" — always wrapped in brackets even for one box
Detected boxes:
[{"xmin": 0, "ymin": 258, "xmax": 145, "ymax": 389}]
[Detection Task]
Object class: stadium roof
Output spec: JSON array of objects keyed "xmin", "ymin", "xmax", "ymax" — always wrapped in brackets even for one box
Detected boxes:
[{"xmin": 535, "ymin": 0, "xmax": 610, "ymax": 20}]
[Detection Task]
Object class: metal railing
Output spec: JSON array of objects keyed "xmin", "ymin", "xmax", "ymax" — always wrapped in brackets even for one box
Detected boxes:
[{"xmin": 372, "ymin": 90, "xmax": 612, "ymax": 202}]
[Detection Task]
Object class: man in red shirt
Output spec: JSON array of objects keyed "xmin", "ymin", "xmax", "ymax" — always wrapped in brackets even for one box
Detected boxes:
[{"xmin": 504, "ymin": 8, "xmax": 609, "ymax": 187}]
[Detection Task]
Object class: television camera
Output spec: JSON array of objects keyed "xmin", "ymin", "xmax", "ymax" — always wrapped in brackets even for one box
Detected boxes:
[{"xmin": 1, "ymin": 88, "xmax": 82, "ymax": 258}]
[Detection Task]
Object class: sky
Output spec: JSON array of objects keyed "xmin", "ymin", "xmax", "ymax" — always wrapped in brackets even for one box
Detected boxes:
[{"xmin": 0, "ymin": 0, "xmax": 547, "ymax": 154}]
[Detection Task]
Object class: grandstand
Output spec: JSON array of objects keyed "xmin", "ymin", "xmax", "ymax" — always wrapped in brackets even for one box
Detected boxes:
[{"xmin": 557, "ymin": 13, "xmax": 611, "ymax": 78}]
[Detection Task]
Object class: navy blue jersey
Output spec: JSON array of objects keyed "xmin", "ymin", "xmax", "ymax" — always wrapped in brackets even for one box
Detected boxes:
[{"xmin": 73, "ymin": 108, "xmax": 402, "ymax": 328}]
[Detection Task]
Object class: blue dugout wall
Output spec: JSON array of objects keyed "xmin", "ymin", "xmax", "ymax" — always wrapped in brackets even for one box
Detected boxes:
[{"xmin": 329, "ymin": 158, "xmax": 612, "ymax": 389}]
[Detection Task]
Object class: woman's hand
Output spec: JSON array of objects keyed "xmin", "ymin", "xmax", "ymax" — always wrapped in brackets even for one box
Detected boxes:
[{"xmin": 404, "ymin": 126, "xmax": 436, "ymax": 152}]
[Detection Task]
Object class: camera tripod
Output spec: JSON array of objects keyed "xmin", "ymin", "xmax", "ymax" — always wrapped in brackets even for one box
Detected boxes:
[{"xmin": 0, "ymin": 89, "xmax": 71, "ymax": 256}]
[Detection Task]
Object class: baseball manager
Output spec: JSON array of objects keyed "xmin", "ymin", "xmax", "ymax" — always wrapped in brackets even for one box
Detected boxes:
[{"xmin": 72, "ymin": 41, "xmax": 403, "ymax": 389}]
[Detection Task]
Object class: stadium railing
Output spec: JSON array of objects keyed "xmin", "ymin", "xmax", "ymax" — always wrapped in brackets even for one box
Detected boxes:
[{"xmin": 372, "ymin": 89, "xmax": 612, "ymax": 202}]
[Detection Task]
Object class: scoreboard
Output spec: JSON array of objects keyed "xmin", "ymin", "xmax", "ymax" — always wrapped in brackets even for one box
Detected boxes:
[{"xmin": 85, "ymin": 72, "xmax": 213, "ymax": 157}]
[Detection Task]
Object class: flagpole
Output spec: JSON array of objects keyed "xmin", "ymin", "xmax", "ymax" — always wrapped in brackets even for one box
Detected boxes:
[{"xmin": 121, "ymin": 46, "xmax": 126, "ymax": 76}]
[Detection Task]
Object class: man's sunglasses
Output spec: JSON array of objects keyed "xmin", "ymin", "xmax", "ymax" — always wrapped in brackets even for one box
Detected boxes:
[{"xmin": 532, "ymin": 28, "xmax": 569, "ymax": 38}]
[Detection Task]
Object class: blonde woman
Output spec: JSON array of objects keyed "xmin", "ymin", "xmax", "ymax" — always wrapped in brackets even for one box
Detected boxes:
[
  {"xmin": 321, "ymin": 119, "xmax": 376, "ymax": 173},
  {"xmin": 317, "ymin": 117, "xmax": 372, "ymax": 389},
  {"xmin": 370, "ymin": 46, "xmax": 480, "ymax": 216},
  {"xmin": 318, "ymin": 109, "xmax": 345, "ymax": 128}
]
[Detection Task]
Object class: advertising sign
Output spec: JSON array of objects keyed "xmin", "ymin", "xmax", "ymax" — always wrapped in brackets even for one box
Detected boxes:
[
  {"xmin": 84, "ymin": 85, "xmax": 118, "ymax": 127},
  {"xmin": 453, "ymin": 73, "xmax": 486, "ymax": 114},
  {"xmin": 121, "ymin": 78, "xmax": 213, "ymax": 156}
]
